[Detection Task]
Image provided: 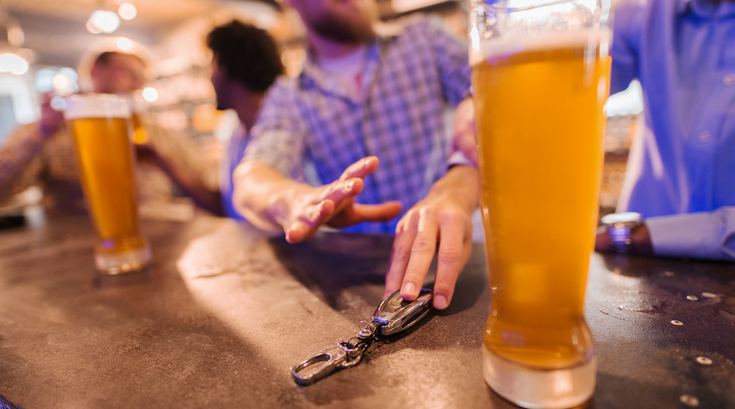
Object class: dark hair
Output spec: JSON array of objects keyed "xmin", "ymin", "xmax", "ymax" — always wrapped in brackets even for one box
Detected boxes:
[
  {"xmin": 94, "ymin": 51, "xmax": 145, "ymax": 67},
  {"xmin": 207, "ymin": 21, "xmax": 284, "ymax": 93}
]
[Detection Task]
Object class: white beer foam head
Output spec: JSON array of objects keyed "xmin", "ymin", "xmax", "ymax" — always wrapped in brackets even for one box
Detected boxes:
[
  {"xmin": 64, "ymin": 94, "xmax": 131, "ymax": 120},
  {"xmin": 470, "ymin": 28, "xmax": 611, "ymax": 65}
]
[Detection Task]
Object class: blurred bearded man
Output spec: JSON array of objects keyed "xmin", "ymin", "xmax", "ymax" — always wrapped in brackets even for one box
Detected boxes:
[
  {"xmin": 232, "ymin": 0, "xmax": 480, "ymax": 310},
  {"xmin": 0, "ymin": 51, "xmax": 221, "ymax": 216}
]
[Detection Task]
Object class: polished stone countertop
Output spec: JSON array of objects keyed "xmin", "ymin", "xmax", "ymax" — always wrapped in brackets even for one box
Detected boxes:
[{"xmin": 0, "ymin": 211, "xmax": 733, "ymax": 408}]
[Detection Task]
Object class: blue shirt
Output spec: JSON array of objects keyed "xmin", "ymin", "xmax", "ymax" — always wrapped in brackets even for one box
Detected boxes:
[
  {"xmin": 612, "ymin": 0, "xmax": 735, "ymax": 260},
  {"xmin": 243, "ymin": 17, "xmax": 471, "ymax": 234},
  {"xmin": 220, "ymin": 125, "xmax": 248, "ymax": 221}
]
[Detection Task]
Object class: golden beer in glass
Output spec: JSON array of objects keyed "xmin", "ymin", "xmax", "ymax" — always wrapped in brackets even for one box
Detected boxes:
[
  {"xmin": 65, "ymin": 94, "xmax": 151, "ymax": 274},
  {"xmin": 469, "ymin": 0, "xmax": 612, "ymax": 406}
]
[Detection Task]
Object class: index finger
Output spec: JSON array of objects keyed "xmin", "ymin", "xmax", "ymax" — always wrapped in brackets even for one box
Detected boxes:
[
  {"xmin": 385, "ymin": 212, "xmax": 420, "ymax": 298},
  {"xmin": 339, "ymin": 156, "xmax": 379, "ymax": 181},
  {"xmin": 399, "ymin": 208, "xmax": 439, "ymax": 301},
  {"xmin": 432, "ymin": 215, "xmax": 472, "ymax": 309}
]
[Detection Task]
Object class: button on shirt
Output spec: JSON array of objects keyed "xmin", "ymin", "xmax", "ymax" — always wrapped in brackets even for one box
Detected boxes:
[
  {"xmin": 242, "ymin": 18, "xmax": 471, "ymax": 234},
  {"xmin": 612, "ymin": 0, "xmax": 735, "ymax": 259}
]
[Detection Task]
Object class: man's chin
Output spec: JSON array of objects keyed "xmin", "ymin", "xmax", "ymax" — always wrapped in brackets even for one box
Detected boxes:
[
  {"xmin": 316, "ymin": 24, "xmax": 376, "ymax": 45},
  {"xmin": 311, "ymin": 11, "xmax": 376, "ymax": 44}
]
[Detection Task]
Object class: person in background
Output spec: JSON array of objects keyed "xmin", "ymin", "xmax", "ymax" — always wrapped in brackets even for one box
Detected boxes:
[
  {"xmin": 451, "ymin": 0, "xmax": 735, "ymax": 261},
  {"xmin": 207, "ymin": 20, "xmax": 284, "ymax": 220},
  {"xmin": 232, "ymin": 0, "xmax": 480, "ymax": 310},
  {"xmin": 593, "ymin": 0, "xmax": 735, "ymax": 260},
  {"xmin": 0, "ymin": 51, "xmax": 219, "ymax": 215}
]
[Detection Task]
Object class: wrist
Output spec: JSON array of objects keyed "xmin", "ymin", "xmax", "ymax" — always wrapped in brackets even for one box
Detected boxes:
[
  {"xmin": 601, "ymin": 212, "xmax": 642, "ymax": 254},
  {"xmin": 600, "ymin": 212, "xmax": 653, "ymax": 255},
  {"xmin": 630, "ymin": 223, "xmax": 654, "ymax": 255},
  {"xmin": 432, "ymin": 165, "xmax": 479, "ymax": 215},
  {"xmin": 267, "ymin": 182, "xmax": 313, "ymax": 230}
]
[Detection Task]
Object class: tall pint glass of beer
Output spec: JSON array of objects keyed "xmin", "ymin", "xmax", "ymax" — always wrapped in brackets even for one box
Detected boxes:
[
  {"xmin": 65, "ymin": 94, "xmax": 152, "ymax": 274},
  {"xmin": 469, "ymin": 0, "xmax": 611, "ymax": 406}
]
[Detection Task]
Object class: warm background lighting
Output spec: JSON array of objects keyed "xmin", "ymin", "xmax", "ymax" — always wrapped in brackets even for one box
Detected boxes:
[
  {"xmin": 116, "ymin": 37, "xmax": 133, "ymax": 51},
  {"xmin": 118, "ymin": 3, "xmax": 137, "ymax": 20},
  {"xmin": 0, "ymin": 53, "xmax": 29, "ymax": 75},
  {"xmin": 88, "ymin": 10, "xmax": 120, "ymax": 34},
  {"xmin": 50, "ymin": 96, "xmax": 67, "ymax": 111},
  {"xmin": 85, "ymin": 18, "xmax": 102, "ymax": 34},
  {"xmin": 142, "ymin": 87, "xmax": 159, "ymax": 102}
]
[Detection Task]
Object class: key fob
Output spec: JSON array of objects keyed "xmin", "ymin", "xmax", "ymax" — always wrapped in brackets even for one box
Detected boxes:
[{"xmin": 373, "ymin": 289, "xmax": 432, "ymax": 336}]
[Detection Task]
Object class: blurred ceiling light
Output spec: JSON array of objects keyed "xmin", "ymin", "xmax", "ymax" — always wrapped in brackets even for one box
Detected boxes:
[
  {"xmin": 52, "ymin": 69, "xmax": 79, "ymax": 95},
  {"xmin": 53, "ymin": 72, "xmax": 69, "ymax": 90},
  {"xmin": 0, "ymin": 52, "xmax": 29, "ymax": 75},
  {"xmin": 35, "ymin": 68, "xmax": 58, "ymax": 92},
  {"xmin": 0, "ymin": 8, "xmax": 25, "ymax": 47},
  {"xmin": 118, "ymin": 3, "xmax": 137, "ymax": 20},
  {"xmin": 7, "ymin": 25, "xmax": 24, "ymax": 46},
  {"xmin": 50, "ymin": 96, "xmax": 67, "ymax": 111},
  {"xmin": 89, "ymin": 10, "xmax": 120, "ymax": 34},
  {"xmin": 59, "ymin": 67, "xmax": 78, "ymax": 82},
  {"xmin": 391, "ymin": 0, "xmax": 445, "ymax": 14},
  {"xmin": 117, "ymin": 37, "xmax": 133, "ymax": 51},
  {"xmin": 142, "ymin": 87, "xmax": 158, "ymax": 102},
  {"xmin": 86, "ymin": 18, "xmax": 102, "ymax": 34},
  {"xmin": 0, "ymin": 8, "xmax": 31, "ymax": 75}
]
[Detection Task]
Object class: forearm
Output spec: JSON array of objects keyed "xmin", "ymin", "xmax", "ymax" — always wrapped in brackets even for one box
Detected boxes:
[
  {"xmin": 232, "ymin": 160, "xmax": 311, "ymax": 232},
  {"xmin": 450, "ymin": 98, "xmax": 478, "ymax": 167},
  {"xmin": 426, "ymin": 165, "xmax": 480, "ymax": 215},
  {"xmin": 0, "ymin": 125, "xmax": 47, "ymax": 199},
  {"xmin": 153, "ymin": 155, "xmax": 224, "ymax": 216}
]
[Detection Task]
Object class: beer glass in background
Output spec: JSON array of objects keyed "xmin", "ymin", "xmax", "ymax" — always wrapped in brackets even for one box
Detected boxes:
[
  {"xmin": 469, "ymin": 0, "xmax": 612, "ymax": 406},
  {"xmin": 64, "ymin": 94, "xmax": 152, "ymax": 274},
  {"xmin": 130, "ymin": 93, "xmax": 149, "ymax": 145}
]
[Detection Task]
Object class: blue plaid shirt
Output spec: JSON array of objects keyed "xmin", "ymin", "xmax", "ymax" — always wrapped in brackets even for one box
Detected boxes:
[{"xmin": 242, "ymin": 17, "xmax": 471, "ymax": 234}]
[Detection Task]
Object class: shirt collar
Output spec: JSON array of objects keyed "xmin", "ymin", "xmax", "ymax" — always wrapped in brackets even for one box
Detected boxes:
[
  {"xmin": 299, "ymin": 33, "xmax": 390, "ymax": 100},
  {"xmin": 677, "ymin": 0, "xmax": 735, "ymax": 18}
]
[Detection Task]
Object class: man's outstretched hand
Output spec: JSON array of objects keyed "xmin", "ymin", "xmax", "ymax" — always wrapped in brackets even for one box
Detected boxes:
[
  {"xmin": 282, "ymin": 157, "xmax": 402, "ymax": 243},
  {"xmin": 233, "ymin": 157, "xmax": 479, "ymax": 311},
  {"xmin": 233, "ymin": 156, "xmax": 402, "ymax": 243}
]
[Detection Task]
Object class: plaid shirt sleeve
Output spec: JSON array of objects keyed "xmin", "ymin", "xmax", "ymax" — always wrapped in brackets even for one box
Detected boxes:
[
  {"xmin": 421, "ymin": 17, "xmax": 472, "ymax": 107},
  {"xmin": 242, "ymin": 78, "xmax": 307, "ymax": 180}
]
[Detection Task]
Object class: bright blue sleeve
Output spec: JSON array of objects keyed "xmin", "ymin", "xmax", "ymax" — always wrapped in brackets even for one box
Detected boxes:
[
  {"xmin": 647, "ymin": 206, "xmax": 735, "ymax": 261},
  {"xmin": 610, "ymin": 0, "xmax": 645, "ymax": 94},
  {"xmin": 418, "ymin": 17, "xmax": 472, "ymax": 107}
]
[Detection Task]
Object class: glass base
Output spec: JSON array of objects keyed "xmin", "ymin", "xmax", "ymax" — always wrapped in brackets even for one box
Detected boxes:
[
  {"xmin": 95, "ymin": 244, "xmax": 152, "ymax": 275},
  {"xmin": 483, "ymin": 347, "xmax": 596, "ymax": 409}
]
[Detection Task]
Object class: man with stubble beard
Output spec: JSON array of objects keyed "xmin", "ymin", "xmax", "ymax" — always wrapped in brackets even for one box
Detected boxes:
[{"xmin": 232, "ymin": 0, "xmax": 480, "ymax": 310}]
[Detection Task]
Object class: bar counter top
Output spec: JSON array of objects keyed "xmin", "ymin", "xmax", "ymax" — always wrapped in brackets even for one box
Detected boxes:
[{"xmin": 0, "ymin": 211, "xmax": 733, "ymax": 408}]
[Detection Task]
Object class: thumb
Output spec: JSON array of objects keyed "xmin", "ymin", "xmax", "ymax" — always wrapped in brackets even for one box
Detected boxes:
[{"xmin": 328, "ymin": 201, "xmax": 403, "ymax": 228}]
